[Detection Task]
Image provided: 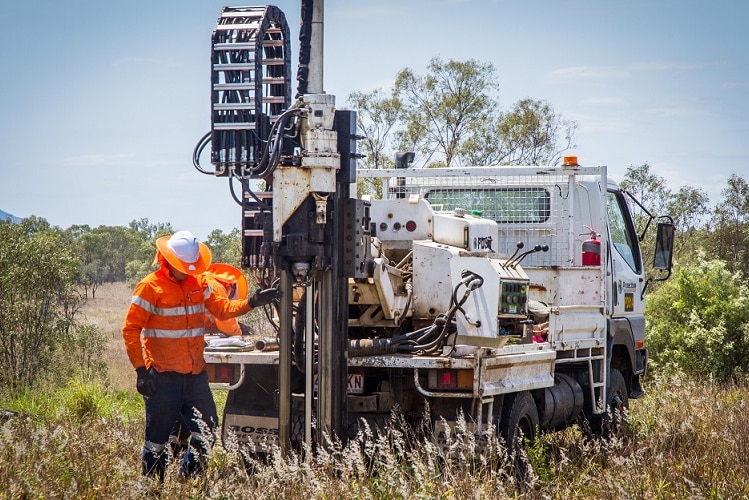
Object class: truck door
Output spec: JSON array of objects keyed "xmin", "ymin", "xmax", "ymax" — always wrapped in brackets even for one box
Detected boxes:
[{"xmin": 606, "ymin": 190, "xmax": 645, "ymax": 317}]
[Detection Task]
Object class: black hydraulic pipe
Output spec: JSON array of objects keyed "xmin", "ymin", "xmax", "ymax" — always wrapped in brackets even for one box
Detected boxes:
[{"xmin": 278, "ymin": 270, "xmax": 293, "ymax": 454}]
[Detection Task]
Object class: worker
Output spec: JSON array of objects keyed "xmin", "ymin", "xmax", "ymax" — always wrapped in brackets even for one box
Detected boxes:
[
  {"xmin": 168, "ymin": 262, "xmax": 252, "ymax": 458},
  {"xmin": 122, "ymin": 230, "xmax": 280, "ymax": 482},
  {"xmin": 532, "ymin": 322, "xmax": 550, "ymax": 343},
  {"xmin": 202, "ymin": 262, "xmax": 252, "ymax": 336},
  {"xmin": 528, "ymin": 299, "xmax": 550, "ymax": 343}
]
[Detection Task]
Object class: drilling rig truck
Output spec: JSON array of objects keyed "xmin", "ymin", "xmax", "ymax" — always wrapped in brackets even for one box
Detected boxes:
[{"xmin": 195, "ymin": 3, "xmax": 675, "ymax": 456}]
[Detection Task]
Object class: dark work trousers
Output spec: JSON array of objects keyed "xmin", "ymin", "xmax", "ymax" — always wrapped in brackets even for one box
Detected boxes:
[{"xmin": 141, "ymin": 369, "xmax": 218, "ymax": 481}]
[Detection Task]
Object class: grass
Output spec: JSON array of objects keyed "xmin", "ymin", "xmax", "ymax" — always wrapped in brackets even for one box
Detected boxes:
[{"xmin": 1, "ymin": 283, "xmax": 748, "ymax": 498}]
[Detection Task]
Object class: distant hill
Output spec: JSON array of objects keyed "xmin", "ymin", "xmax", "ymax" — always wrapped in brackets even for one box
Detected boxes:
[{"xmin": 0, "ymin": 209, "xmax": 22, "ymax": 223}]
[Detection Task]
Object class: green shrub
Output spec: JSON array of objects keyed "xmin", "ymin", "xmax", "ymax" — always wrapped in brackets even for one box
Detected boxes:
[
  {"xmin": 646, "ymin": 255, "xmax": 749, "ymax": 381},
  {"xmin": 0, "ymin": 219, "xmax": 111, "ymax": 392},
  {"xmin": 0, "ymin": 219, "xmax": 80, "ymax": 390},
  {"xmin": 58, "ymin": 323, "xmax": 109, "ymax": 382}
]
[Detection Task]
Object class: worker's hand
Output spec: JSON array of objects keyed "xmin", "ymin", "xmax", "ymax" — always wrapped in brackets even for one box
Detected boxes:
[
  {"xmin": 248, "ymin": 288, "xmax": 281, "ymax": 308},
  {"xmin": 239, "ymin": 323, "xmax": 253, "ymax": 336},
  {"xmin": 136, "ymin": 367, "xmax": 155, "ymax": 398},
  {"xmin": 532, "ymin": 322, "xmax": 550, "ymax": 335}
]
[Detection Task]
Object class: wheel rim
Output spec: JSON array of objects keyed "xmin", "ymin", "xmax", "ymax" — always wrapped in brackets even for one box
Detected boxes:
[{"xmin": 611, "ymin": 392, "xmax": 625, "ymax": 412}]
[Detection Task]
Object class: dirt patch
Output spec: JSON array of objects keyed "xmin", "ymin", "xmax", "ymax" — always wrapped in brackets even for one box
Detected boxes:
[{"xmin": 80, "ymin": 282, "xmax": 133, "ymax": 390}]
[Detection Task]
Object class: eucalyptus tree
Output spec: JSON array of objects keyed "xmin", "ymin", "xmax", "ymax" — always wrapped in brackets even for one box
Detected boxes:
[
  {"xmin": 620, "ymin": 162, "xmax": 709, "ymax": 271},
  {"xmin": 709, "ymin": 174, "xmax": 749, "ymax": 276},
  {"xmin": 205, "ymin": 227, "xmax": 242, "ymax": 267},
  {"xmin": 394, "ymin": 57, "xmax": 498, "ymax": 168},
  {"xmin": 460, "ymin": 98, "xmax": 577, "ymax": 166},
  {"xmin": 0, "ymin": 219, "xmax": 82, "ymax": 389},
  {"xmin": 348, "ymin": 58, "xmax": 576, "ymax": 172}
]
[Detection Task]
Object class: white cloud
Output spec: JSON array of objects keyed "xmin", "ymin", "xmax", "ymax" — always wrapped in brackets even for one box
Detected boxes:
[
  {"xmin": 721, "ymin": 80, "xmax": 749, "ymax": 90},
  {"xmin": 549, "ymin": 60, "xmax": 704, "ymax": 84},
  {"xmin": 569, "ymin": 111, "xmax": 633, "ymax": 135},
  {"xmin": 628, "ymin": 61, "xmax": 704, "ymax": 72}
]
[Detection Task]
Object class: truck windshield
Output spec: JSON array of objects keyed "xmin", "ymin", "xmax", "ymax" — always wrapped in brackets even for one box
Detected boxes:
[
  {"xmin": 424, "ymin": 187, "xmax": 551, "ymax": 223},
  {"xmin": 607, "ymin": 191, "xmax": 641, "ymax": 273}
]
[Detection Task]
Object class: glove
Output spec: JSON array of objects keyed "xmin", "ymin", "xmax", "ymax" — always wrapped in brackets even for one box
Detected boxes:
[
  {"xmin": 136, "ymin": 367, "xmax": 155, "ymax": 398},
  {"xmin": 248, "ymin": 288, "xmax": 281, "ymax": 308},
  {"xmin": 239, "ymin": 322, "xmax": 253, "ymax": 336}
]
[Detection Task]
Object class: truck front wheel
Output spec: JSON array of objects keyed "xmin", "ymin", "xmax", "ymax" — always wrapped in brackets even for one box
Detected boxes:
[
  {"xmin": 608, "ymin": 368, "xmax": 629, "ymax": 414},
  {"xmin": 606, "ymin": 368, "xmax": 629, "ymax": 432},
  {"xmin": 587, "ymin": 368, "xmax": 629, "ymax": 437}
]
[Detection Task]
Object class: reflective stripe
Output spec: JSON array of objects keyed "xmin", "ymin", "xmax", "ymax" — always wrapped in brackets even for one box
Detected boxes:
[
  {"xmin": 168, "ymin": 434, "xmax": 189, "ymax": 446},
  {"xmin": 131, "ymin": 295, "xmax": 156, "ymax": 313},
  {"xmin": 143, "ymin": 441, "xmax": 166, "ymax": 453},
  {"xmin": 143, "ymin": 327, "xmax": 205, "ymax": 339},
  {"xmin": 191, "ymin": 431, "xmax": 208, "ymax": 443},
  {"xmin": 131, "ymin": 295, "xmax": 206, "ymax": 316},
  {"xmin": 204, "ymin": 286, "xmax": 213, "ymax": 300}
]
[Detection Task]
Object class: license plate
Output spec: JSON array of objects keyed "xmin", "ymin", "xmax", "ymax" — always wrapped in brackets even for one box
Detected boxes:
[
  {"xmin": 314, "ymin": 372, "xmax": 365, "ymax": 394},
  {"xmin": 347, "ymin": 373, "xmax": 364, "ymax": 394}
]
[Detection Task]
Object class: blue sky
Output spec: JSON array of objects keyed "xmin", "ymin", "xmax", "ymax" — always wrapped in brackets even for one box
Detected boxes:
[{"xmin": 1, "ymin": 0, "xmax": 747, "ymax": 239}]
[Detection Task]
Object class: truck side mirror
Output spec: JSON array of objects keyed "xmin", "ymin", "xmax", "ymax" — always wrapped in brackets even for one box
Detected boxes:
[
  {"xmin": 642, "ymin": 219, "xmax": 675, "ymax": 297},
  {"xmin": 653, "ymin": 221, "xmax": 675, "ymax": 271}
]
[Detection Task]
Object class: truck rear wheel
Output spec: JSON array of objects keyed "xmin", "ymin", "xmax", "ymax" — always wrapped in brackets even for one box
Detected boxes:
[
  {"xmin": 499, "ymin": 391, "xmax": 538, "ymax": 481},
  {"xmin": 500, "ymin": 391, "xmax": 538, "ymax": 451}
]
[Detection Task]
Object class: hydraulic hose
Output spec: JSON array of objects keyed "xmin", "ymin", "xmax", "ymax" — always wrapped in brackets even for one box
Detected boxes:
[{"xmin": 192, "ymin": 131, "xmax": 213, "ymax": 175}]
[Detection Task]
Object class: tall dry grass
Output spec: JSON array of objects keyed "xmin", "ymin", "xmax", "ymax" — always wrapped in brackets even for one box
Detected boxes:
[{"xmin": 1, "ymin": 283, "xmax": 747, "ymax": 498}]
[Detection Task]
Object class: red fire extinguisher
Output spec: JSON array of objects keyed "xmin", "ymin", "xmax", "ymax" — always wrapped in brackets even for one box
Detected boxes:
[{"xmin": 582, "ymin": 226, "xmax": 601, "ymax": 266}]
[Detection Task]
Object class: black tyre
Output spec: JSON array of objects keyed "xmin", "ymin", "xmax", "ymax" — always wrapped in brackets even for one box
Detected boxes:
[
  {"xmin": 500, "ymin": 391, "xmax": 539, "ymax": 451},
  {"xmin": 499, "ymin": 392, "xmax": 539, "ymax": 483},
  {"xmin": 608, "ymin": 368, "xmax": 629, "ymax": 412},
  {"xmin": 587, "ymin": 368, "xmax": 629, "ymax": 437}
]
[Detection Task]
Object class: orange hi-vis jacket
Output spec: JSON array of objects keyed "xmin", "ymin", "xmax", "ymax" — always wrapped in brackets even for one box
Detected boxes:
[
  {"xmin": 122, "ymin": 266, "xmax": 251, "ymax": 374},
  {"xmin": 202, "ymin": 274, "xmax": 242, "ymax": 336}
]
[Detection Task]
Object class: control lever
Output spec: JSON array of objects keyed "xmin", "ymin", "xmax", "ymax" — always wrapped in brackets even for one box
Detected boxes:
[
  {"xmin": 503, "ymin": 242, "xmax": 524, "ymax": 268},
  {"xmin": 508, "ymin": 244, "xmax": 550, "ymax": 267}
]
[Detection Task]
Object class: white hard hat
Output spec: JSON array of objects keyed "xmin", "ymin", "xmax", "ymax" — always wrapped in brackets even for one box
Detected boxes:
[{"xmin": 155, "ymin": 231, "xmax": 212, "ymax": 275}]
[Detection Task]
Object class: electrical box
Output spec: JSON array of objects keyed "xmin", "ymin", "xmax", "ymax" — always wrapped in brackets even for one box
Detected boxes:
[{"xmin": 433, "ymin": 210, "xmax": 499, "ymax": 253}]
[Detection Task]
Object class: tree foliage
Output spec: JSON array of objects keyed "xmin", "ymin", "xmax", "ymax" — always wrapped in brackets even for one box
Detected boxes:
[
  {"xmin": 68, "ymin": 225, "xmax": 142, "ymax": 298},
  {"xmin": 708, "ymin": 173, "xmax": 749, "ymax": 277},
  {"xmin": 347, "ymin": 88, "xmax": 402, "ymax": 171},
  {"xmin": 347, "ymin": 57, "xmax": 576, "ymax": 175},
  {"xmin": 347, "ymin": 88, "xmax": 403, "ymax": 198},
  {"xmin": 620, "ymin": 163, "xmax": 709, "ymax": 273},
  {"xmin": 395, "ymin": 58, "xmax": 499, "ymax": 167},
  {"xmin": 646, "ymin": 256, "xmax": 749, "ymax": 381},
  {"xmin": 205, "ymin": 227, "xmax": 242, "ymax": 267},
  {"xmin": 0, "ymin": 219, "xmax": 106, "ymax": 390},
  {"xmin": 461, "ymin": 98, "xmax": 577, "ymax": 166},
  {"xmin": 123, "ymin": 219, "xmax": 174, "ymax": 287}
]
